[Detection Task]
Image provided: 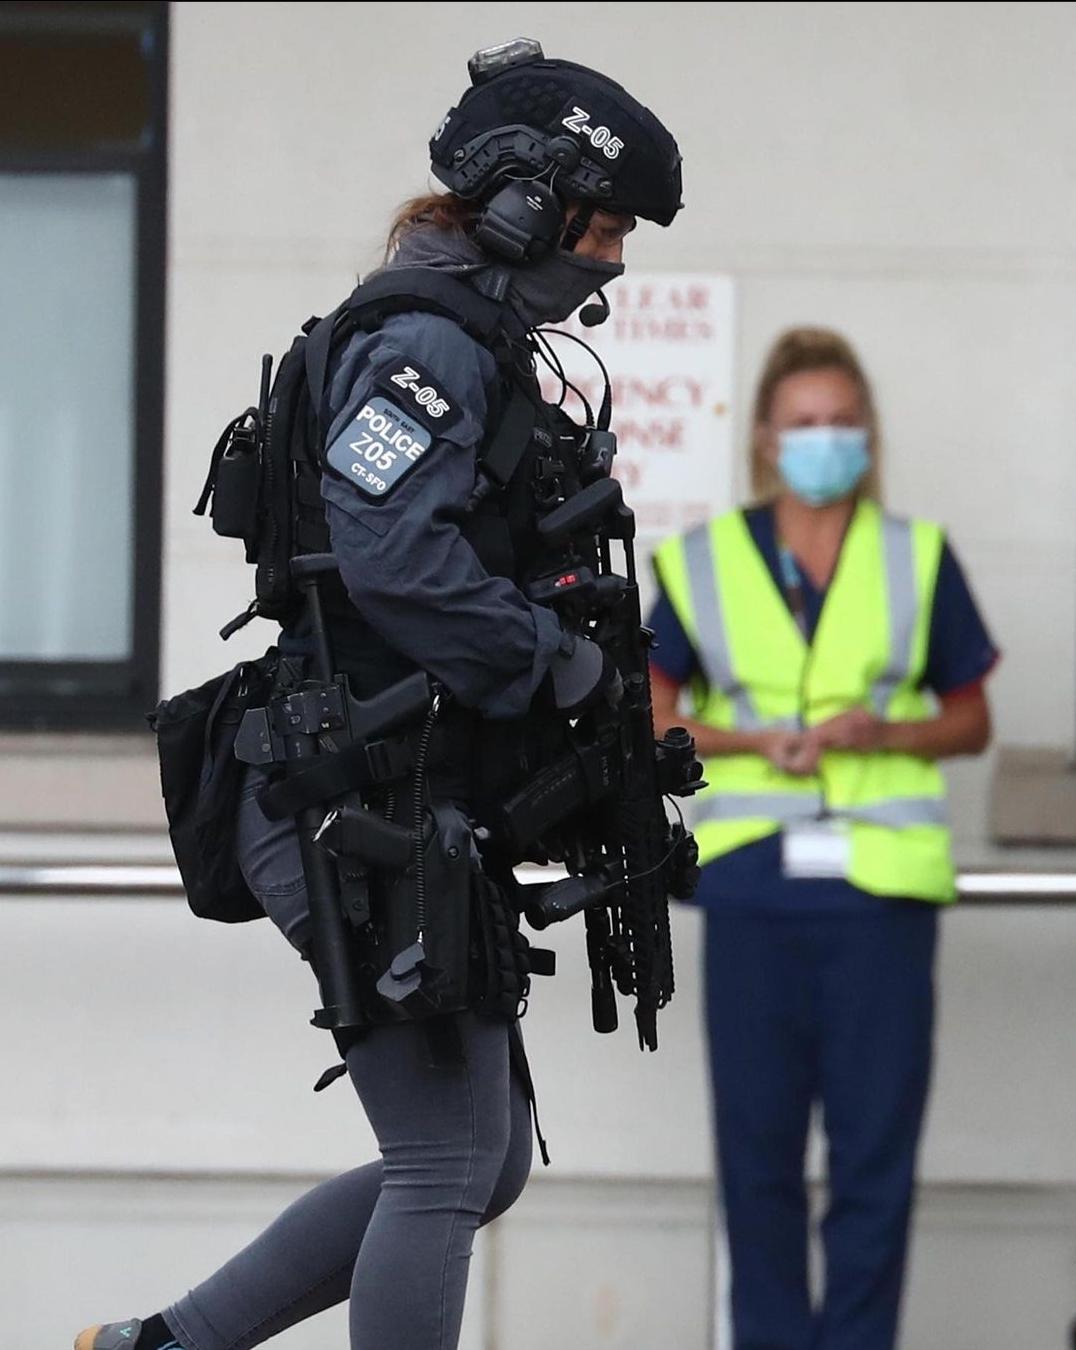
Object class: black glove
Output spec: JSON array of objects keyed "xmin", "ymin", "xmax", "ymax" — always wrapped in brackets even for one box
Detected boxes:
[{"xmin": 549, "ymin": 633, "xmax": 623, "ymax": 717}]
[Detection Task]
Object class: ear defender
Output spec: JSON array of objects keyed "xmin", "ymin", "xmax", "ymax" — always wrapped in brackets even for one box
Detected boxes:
[{"xmin": 474, "ymin": 178, "xmax": 565, "ymax": 262}]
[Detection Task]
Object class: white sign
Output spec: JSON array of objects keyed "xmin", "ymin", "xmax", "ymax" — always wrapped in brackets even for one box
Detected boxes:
[{"xmin": 537, "ymin": 272, "xmax": 736, "ymax": 550}]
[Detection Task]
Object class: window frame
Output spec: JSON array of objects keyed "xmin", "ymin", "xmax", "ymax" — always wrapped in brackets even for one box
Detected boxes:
[{"xmin": 0, "ymin": 2, "xmax": 168, "ymax": 731}]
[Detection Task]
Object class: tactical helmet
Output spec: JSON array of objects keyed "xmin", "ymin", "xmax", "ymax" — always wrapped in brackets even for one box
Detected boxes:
[{"xmin": 430, "ymin": 38, "xmax": 683, "ymax": 228}]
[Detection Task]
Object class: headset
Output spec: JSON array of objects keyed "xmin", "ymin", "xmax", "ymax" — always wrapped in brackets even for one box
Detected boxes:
[
  {"xmin": 473, "ymin": 137, "xmax": 613, "ymax": 327},
  {"xmin": 474, "ymin": 178, "xmax": 565, "ymax": 262},
  {"xmin": 474, "ymin": 135, "xmax": 595, "ymax": 264}
]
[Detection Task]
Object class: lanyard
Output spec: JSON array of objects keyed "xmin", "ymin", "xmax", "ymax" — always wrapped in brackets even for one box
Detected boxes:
[
  {"xmin": 777, "ymin": 544, "xmax": 809, "ymax": 639},
  {"xmin": 778, "ymin": 543, "xmax": 825, "ymax": 814}
]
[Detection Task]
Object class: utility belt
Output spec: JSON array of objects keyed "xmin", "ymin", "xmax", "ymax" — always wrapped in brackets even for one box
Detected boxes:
[
  {"xmin": 255, "ymin": 651, "xmax": 570, "ymax": 821},
  {"xmin": 234, "ymin": 637, "xmax": 554, "ymax": 1041}
]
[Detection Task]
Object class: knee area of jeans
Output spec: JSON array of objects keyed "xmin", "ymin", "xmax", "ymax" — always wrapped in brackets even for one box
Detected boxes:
[
  {"xmin": 388, "ymin": 1129, "xmax": 517, "ymax": 1223},
  {"xmin": 382, "ymin": 1129, "xmax": 513, "ymax": 1184}
]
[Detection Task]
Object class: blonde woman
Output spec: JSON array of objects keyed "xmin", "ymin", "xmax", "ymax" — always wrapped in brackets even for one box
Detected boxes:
[{"xmin": 650, "ymin": 328, "xmax": 997, "ymax": 1350}]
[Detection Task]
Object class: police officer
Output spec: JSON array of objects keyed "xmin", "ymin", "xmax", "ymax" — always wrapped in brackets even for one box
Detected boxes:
[{"xmin": 76, "ymin": 39, "xmax": 682, "ymax": 1350}]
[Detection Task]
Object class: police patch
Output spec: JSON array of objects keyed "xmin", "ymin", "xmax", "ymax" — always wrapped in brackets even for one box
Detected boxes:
[{"xmin": 326, "ymin": 396, "xmax": 432, "ymax": 500}]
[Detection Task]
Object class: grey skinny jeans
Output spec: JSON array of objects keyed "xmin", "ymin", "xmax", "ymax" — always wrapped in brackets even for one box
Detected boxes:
[{"xmin": 164, "ymin": 773, "xmax": 532, "ymax": 1350}]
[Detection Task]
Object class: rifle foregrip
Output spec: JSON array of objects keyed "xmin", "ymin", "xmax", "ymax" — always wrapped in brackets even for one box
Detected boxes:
[{"xmin": 592, "ymin": 985, "xmax": 619, "ymax": 1034}]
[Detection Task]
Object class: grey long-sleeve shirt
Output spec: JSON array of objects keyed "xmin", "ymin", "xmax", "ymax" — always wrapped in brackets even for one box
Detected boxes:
[{"xmin": 319, "ymin": 309, "xmax": 565, "ymax": 720}]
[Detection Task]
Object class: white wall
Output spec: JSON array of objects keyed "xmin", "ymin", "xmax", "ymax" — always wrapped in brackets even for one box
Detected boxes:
[{"xmin": 6, "ymin": 4, "xmax": 1076, "ymax": 1348}]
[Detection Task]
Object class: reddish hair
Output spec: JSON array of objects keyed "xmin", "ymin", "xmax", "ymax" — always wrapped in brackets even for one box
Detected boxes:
[{"xmin": 385, "ymin": 191, "xmax": 479, "ymax": 258}]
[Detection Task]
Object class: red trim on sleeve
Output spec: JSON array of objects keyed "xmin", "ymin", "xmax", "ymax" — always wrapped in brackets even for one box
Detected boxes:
[
  {"xmin": 937, "ymin": 651, "xmax": 1001, "ymax": 705},
  {"xmin": 650, "ymin": 663, "xmax": 683, "ymax": 692}
]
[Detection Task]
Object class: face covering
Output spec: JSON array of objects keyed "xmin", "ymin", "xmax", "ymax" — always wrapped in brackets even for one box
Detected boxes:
[
  {"xmin": 777, "ymin": 426, "xmax": 870, "ymax": 506},
  {"xmin": 506, "ymin": 249, "xmax": 625, "ymax": 328},
  {"xmin": 385, "ymin": 222, "xmax": 624, "ymax": 329}
]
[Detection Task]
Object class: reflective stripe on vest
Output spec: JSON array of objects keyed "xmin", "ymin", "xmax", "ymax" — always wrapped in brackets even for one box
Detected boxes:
[
  {"xmin": 694, "ymin": 792, "xmax": 949, "ymax": 828},
  {"xmin": 682, "ymin": 523, "xmax": 800, "ymax": 731},
  {"xmin": 872, "ymin": 512, "xmax": 918, "ymax": 717}
]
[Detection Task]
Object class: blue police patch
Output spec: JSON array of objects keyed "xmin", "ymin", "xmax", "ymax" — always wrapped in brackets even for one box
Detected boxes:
[{"xmin": 326, "ymin": 396, "xmax": 433, "ymax": 500}]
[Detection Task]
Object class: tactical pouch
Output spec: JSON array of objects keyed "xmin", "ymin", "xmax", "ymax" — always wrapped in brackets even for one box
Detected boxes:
[
  {"xmin": 210, "ymin": 423, "xmax": 259, "ymax": 547},
  {"xmin": 149, "ymin": 650, "xmax": 279, "ymax": 922},
  {"xmin": 470, "ymin": 867, "xmax": 541, "ymax": 1019}
]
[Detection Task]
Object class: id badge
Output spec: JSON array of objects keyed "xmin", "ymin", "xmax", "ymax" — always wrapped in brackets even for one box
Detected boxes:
[{"xmin": 781, "ymin": 819, "xmax": 850, "ymax": 879}]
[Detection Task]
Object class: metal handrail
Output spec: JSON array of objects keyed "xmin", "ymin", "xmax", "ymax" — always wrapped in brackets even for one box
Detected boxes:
[
  {"xmin": 0, "ymin": 863, "xmax": 182, "ymax": 896},
  {"xmin": 2, "ymin": 861, "xmax": 1076, "ymax": 903},
  {"xmin": 956, "ymin": 872, "xmax": 1076, "ymax": 904}
]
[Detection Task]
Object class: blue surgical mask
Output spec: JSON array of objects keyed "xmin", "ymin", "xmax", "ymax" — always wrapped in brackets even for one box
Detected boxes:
[{"xmin": 777, "ymin": 426, "xmax": 870, "ymax": 505}]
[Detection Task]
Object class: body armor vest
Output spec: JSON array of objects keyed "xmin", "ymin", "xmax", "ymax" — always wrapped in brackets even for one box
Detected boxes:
[{"xmin": 278, "ymin": 269, "xmax": 588, "ymax": 806}]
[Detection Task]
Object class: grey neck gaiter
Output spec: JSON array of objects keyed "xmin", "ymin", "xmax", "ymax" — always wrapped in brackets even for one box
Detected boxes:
[
  {"xmin": 387, "ymin": 224, "xmax": 488, "ymax": 276},
  {"xmin": 504, "ymin": 249, "xmax": 624, "ymax": 328},
  {"xmin": 386, "ymin": 224, "xmax": 624, "ymax": 329}
]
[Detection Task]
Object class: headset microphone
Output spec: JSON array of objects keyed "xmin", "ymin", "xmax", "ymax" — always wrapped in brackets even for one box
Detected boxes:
[{"xmin": 579, "ymin": 290, "xmax": 611, "ymax": 328}]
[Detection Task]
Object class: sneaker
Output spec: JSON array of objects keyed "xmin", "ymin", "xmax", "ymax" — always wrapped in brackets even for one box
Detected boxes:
[{"xmin": 74, "ymin": 1321, "xmax": 142, "ymax": 1350}]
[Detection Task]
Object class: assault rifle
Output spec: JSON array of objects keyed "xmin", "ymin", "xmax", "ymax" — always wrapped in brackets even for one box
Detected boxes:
[{"xmin": 489, "ymin": 475, "xmax": 704, "ymax": 1051}]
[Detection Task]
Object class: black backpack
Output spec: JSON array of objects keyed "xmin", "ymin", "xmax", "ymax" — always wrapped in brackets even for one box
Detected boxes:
[
  {"xmin": 149, "ymin": 650, "xmax": 279, "ymax": 923},
  {"xmin": 193, "ymin": 268, "xmax": 521, "ymax": 639}
]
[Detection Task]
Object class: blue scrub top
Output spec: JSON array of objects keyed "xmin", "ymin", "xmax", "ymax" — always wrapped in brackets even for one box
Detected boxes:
[{"xmin": 648, "ymin": 505, "xmax": 999, "ymax": 913}]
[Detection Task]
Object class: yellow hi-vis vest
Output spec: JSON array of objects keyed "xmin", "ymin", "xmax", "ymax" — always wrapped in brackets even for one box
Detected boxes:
[{"xmin": 654, "ymin": 500, "xmax": 956, "ymax": 903}]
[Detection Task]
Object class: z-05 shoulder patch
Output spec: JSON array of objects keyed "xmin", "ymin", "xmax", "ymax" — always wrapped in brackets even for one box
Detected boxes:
[
  {"xmin": 375, "ymin": 357, "xmax": 462, "ymax": 434},
  {"xmin": 326, "ymin": 396, "xmax": 432, "ymax": 500}
]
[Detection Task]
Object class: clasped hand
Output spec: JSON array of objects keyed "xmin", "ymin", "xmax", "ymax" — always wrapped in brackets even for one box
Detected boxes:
[{"xmin": 759, "ymin": 708, "xmax": 885, "ymax": 776}]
